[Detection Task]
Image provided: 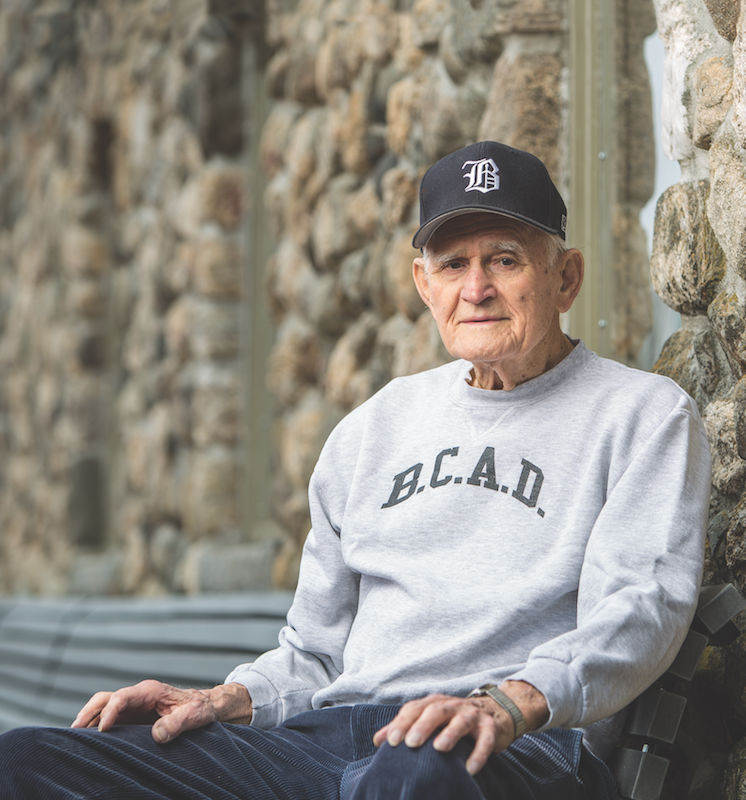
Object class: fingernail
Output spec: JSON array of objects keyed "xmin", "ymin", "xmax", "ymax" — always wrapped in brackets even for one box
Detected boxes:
[
  {"xmin": 153, "ymin": 727, "xmax": 167, "ymax": 744},
  {"xmin": 404, "ymin": 731, "xmax": 422, "ymax": 747},
  {"xmin": 387, "ymin": 730, "xmax": 403, "ymax": 747},
  {"xmin": 466, "ymin": 760, "xmax": 478, "ymax": 775}
]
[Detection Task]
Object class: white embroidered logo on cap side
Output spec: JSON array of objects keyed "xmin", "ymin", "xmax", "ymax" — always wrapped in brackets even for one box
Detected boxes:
[{"xmin": 462, "ymin": 158, "xmax": 500, "ymax": 193}]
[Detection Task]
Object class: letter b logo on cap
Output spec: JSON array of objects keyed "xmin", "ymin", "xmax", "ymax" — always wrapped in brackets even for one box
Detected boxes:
[{"xmin": 462, "ymin": 158, "xmax": 500, "ymax": 194}]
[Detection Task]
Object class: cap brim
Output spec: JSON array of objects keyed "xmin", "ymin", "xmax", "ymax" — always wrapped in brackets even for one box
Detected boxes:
[{"xmin": 412, "ymin": 207, "xmax": 563, "ymax": 249}]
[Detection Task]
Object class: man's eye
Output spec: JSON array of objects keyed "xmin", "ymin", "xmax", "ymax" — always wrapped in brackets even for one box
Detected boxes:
[{"xmin": 488, "ymin": 257, "xmax": 516, "ymax": 270}]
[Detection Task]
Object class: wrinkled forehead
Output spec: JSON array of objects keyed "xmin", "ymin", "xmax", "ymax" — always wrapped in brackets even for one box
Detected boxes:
[{"xmin": 423, "ymin": 212, "xmax": 542, "ymax": 255}]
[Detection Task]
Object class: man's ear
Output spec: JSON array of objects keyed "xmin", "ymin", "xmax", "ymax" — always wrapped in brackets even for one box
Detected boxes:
[
  {"xmin": 556, "ymin": 249, "xmax": 584, "ymax": 313},
  {"xmin": 412, "ymin": 256, "xmax": 432, "ymax": 309}
]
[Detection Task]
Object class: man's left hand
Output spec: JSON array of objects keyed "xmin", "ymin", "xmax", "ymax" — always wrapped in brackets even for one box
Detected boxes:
[{"xmin": 372, "ymin": 681, "xmax": 548, "ymax": 776}]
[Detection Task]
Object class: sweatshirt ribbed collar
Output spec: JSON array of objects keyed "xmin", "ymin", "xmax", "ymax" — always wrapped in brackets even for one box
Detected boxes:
[{"xmin": 449, "ymin": 339, "xmax": 591, "ymax": 409}]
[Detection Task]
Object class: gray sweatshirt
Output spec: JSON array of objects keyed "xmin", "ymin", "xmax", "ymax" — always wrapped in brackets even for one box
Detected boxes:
[{"xmin": 226, "ymin": 342, "xmax": 710, "ymax": 758}]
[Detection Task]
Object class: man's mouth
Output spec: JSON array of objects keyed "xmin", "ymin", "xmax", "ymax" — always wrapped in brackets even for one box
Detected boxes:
[{"xmin": 461, "ymin": 316, "xmax": 506, "ymax": 324}]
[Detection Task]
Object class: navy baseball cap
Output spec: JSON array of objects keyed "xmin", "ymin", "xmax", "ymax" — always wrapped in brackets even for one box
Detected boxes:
[{"xmin": 412, "ymin": 141, "xmax": 567, "ymax": 248}]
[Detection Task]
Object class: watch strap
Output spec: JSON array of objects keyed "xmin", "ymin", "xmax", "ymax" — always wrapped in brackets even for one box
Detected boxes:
[{"xmin": 468, "ymin": 684, "xmax": 527, "ymax": 739}]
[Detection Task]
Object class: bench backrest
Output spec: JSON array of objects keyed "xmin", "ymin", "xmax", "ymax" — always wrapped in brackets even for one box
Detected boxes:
[{"xmin": 0, "ymin": 592, "xmax": 293, "ymax": 732}]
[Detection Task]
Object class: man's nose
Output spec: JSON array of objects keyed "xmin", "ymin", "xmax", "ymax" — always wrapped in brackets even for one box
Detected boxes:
[{"xmin": 460, "ymin": 264, "xmax": 497, "ymax": 304}]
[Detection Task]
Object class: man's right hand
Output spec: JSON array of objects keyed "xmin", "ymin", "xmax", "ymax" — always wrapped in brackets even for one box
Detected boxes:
[{"xmin": 71, "ymin": 679, "xmax": 253, "ymax": 744}]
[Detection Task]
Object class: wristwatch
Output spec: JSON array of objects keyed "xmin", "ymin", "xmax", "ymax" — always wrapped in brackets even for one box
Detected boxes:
[{"xmin": 467, "ymin": 683, "xmax": 527, "ymax": 739}]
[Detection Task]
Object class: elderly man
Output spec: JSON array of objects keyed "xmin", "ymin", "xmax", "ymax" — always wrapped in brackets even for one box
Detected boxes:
[{"xmin": 0, "ymin": 141, "xmax": 710, "ymax": 799}]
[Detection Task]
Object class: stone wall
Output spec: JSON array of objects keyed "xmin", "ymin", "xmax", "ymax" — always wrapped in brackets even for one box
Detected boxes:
[
  {"xmin": 0, "ymin": 0, "xmax": 276, "ymax": 595},
  {"xmin": 0, "ymin": 0, "xmax": 658, "ymax": 596},
  {"xmin": 650, "ymin": 0, "xmax": 746, "ymax": 796}
]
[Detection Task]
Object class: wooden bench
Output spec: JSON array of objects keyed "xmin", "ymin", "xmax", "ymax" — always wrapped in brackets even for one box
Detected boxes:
[
  {"xmin": 0, "ymin": 591, "xmax": 293, "ymax": 733},
  {"xmin": 1, "ymin": 585, "xmax": 743, "ymax": 799},
  {"xmin": 611, "ymin": 583, "xmax": 746, "ymax": 800}
]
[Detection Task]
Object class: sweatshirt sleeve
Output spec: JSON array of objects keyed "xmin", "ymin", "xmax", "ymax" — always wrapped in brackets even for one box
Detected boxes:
[
  {"xmin": 224, "ymin": 423, "xmax": 361, "ymax": 729},
  {"xmin": 509, "ymin": 398, "xmax": 711, "ymax": 729}
]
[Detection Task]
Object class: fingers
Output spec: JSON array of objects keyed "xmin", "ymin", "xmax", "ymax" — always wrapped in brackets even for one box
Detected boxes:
[
  {"xmin": 70, "ymin": 681, "xmax": 236, "ymax": 745},
  {"xmin": 97, "ymin": 679, "xmax": 164, "ymax": 732},
  {"xmin": 71, "ymin": 680, "xmax": 168, "ymax": 732},
  {"xmin": 372, "ymin": 694, "xmax": 516, "ymax": 776},
  {"xmin": 374, "ymin": 695, "xmax": 446, "ymax": 748},
  {"xmin": 463, "ymin": 713, "xmax": 501, "ymax": 775},
  {"xmin": 372, "ymin": 694, "xmax": 463, "ymax": 748},
  {"xmin": 372, "ymin": 723, "xmax": 390, "ymax": 748},
  {"xmin": 71, "ymin": 691, "xmax": 112, "ymax": 728}
]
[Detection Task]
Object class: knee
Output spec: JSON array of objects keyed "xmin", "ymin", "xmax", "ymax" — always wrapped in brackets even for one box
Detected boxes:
[
  {"xmin": 0, "ymin": 727, "xmax": 41, "ymax": 789},
  {"xmin": 345, "ymin": 738, "xmax": 480, "ymax": 800}
]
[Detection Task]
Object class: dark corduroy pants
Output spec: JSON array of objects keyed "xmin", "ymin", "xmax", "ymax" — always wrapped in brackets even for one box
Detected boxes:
[{"xmin": 0, "ymin": 705, "xmax": 617, "ymax": 800}]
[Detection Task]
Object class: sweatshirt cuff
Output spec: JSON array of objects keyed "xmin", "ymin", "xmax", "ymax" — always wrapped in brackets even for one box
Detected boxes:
[
  {"xmin": 509, "ymin": 657, "xmax": 585, "ymax": 730},
  {"xmin": 224, "ymin": 665, "xmax": 283, "ymax": 729}
]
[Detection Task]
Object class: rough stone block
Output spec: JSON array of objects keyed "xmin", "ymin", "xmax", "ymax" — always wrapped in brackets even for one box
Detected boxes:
[
  {"xmin": 735, "ymin": 375, "xmax": 746, "ymax": 460},
  {"xmin": 284, "ymin": 110, "xmax": 336, "ymax": 236},
  {"xmin": 489, "ymin": 0, "xmax": 565, "ymax": 34},
  {"xmin": 420, "ymin": 62, "xmax": 487, "ymax": 162},
  {"xmin": 259, "ymin": 101, "xmax": 303, "ymax": 178},
  {"xmin": 387, "ymin": 230, "xmax": 426, "ymax": 321},
  {"xmin": 325, "ymin": 312, "xmax": 378, "ymax": 408},
  {"xmin": 704, "ymin": 396, "xmax": 746, "ymax": 499},
  {"xmin": 165, "ymin": 296, "xmax": 193, "ymax": 360},
  {"xmin": 709, "ymin": 122, "xmax": 746, "ymax": 278},
  {"xmin": 412, "ymin": 0, "xmax": 452, "ymax": 48},
  {"xmin": 386, "ymin": 73, "xmax": 425, "ymax": 157},
  {"xmin": 439, "ymin": 9, "xmax": 504, "ymax": 84},
  {"xmin": 654, "ymin": 322, "xmax": 734, "ymax": 409},
  {"xmin": 478, "ymin": 48, "xmax": 562, "ymax": 179},
  {"xmin": 278, "ymin": 390, "xmax": 338, "ymax": 492},
  {"xmin": 67, "ymin": 278, "xmax": 106, "ymax": 317},
  {"xmin": 267, "ymin": 315, "xmax": 321, "ymax": 407},
  {"xmin": 725, "ymin": 497, "xmax": 746, "ymax": 602},
  {"xmin": 199, "ymin": 161, "xmax": 245, "ymax": 230},
  {"xmin": 380, "ymin": 165, "xmax": 418, "ymax": 232},
  {"xmin": 191, "ymin": 363, "xmax": 240, "ymax": 446},
  {"xmin": 339, "ymin": 78, "xmax": 374, "ymax": 175},
  {"xmin": 708, "ymin": 288, "xmax": 746, "ymax": 372},
  {"xmin": 194, "ymin": 234, "xmax": 241, "ymax": 298},
  {"xmin": 651, "ymin": 181, "xmax": 726, "ymax": 315},
  {"xmin": 388, "ymin": 58, "xmax": 486, "ymax": 162},
  {"xmin": 285, "ymin": 43, "xmax": 321, "ymax": 105},
  {"xmin": 311, "ymin": 174, "xmax": 368, "ymax": 270},
  {"xmin": 704, "ymin": 0, "xmax": 739, "ymax": 41},
  {"xmin": 60, "ymin": 226, "xmax": 110, "ymax": 276},
  {"xmin": 314, "ymin": 24, "xmax": 362, "ymax": 101},
  {"xmin": 387, "ymin": 14, "xmax": 423, "ymax": 75},
  {"xmin": 185, "ymin": 446, "xmax": 240, "ymax": 535},
  {"xmin": 190, "ymin": 297, "xmax": 239, "ymax": 360},
  {"xmin": 732, "ymin": 6, "xmax": 746, "ymax": 146},
  {"xmin": 693, "ymin": 55, "xmax": 734, "ymax": 150}
]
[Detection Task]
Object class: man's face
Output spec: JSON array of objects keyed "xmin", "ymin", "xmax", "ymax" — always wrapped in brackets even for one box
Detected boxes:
[{"xmin": 412, "ymin": 214, "xmax": 580, "ymax": 387}]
